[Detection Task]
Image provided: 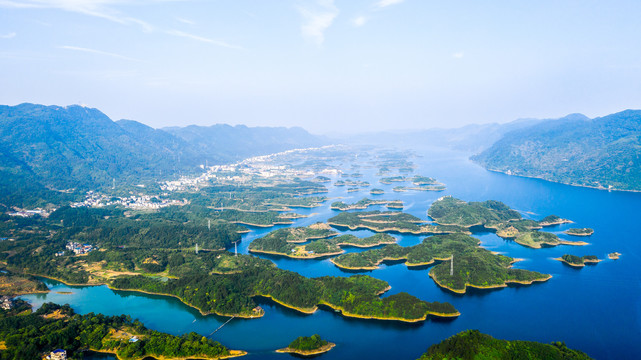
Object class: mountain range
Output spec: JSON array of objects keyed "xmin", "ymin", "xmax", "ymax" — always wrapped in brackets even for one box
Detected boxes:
[
  {"xmin": 472, "ymin": 110, "xmax": 641, "ymax": 191},
  {"xmin": 0, "ymin": 103, "xmax": 328, "ymax": 207}
]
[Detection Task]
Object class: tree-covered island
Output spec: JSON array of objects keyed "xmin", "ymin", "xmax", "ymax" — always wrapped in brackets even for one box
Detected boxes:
[
  {"xmin": 330, "ymin": 198, "xmax": 403, "ymax": 211},
  {"xmin": 328, "ymin": 211, "xmax": 468, "ymax": 235},
  {"xmin": 427, "ymin": 196, "xmax": 587, "ymax": 248},
  {"xmin": 418, "ymin": 329, "xmax": 593, "ymax": 360},
  {"xmin": 556, "ymin": 254, "xmax": 600, "ymax": 268},
  {"xmin": 249, "ymin": 232, "xmax": 397, "ymax": 259},
  {"xmin": 331, "ymin": 233, "xmax": 551, "ymax": 293},
  {"xmin": 564, "ymin": 228, "xmax": 595, "ymax": 236},
  {"xmin": 276, "ymin": 334, "xmax": 335, "ymax": 356}
]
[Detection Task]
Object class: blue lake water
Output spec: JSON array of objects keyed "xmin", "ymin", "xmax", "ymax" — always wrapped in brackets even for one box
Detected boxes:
[{"xmin": 21, "ymin": 146, "xmax": 641, "ymax": 359}]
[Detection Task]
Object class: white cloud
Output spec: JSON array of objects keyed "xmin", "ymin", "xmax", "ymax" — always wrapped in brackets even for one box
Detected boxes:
[
  {"xmin": 452, "ymin": 52, "xmax": 464, "ymax": 59},
  {"xmin": 59, "ymin": 45, "xmax": 144, "ymax": 62},
  {"xmin": 352, "ymin": 16, "xmax": 367, "ymax": 27},
  {"xmin": 176, "ymin": 17, "xmax": 195, "ymax": 25},
  {"xmin": 298, "ymin": 0, "xmax": 339, "ymax": 45},
  {"xmin": 375, "ymin": 0, "xmax": 404, "ymax": 9},
  {"xmin": 0, "ymin": 0, "xmax": 157, "ymax": 32},
  {"xmin": 0, "ymin": 32, "xmax": 17, "ymax": 38},
  {"xmin": 165, "ymin": 30, "xmax": 243, "ymax": 50}
]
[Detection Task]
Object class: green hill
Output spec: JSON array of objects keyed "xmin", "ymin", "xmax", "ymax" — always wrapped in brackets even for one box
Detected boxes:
[
  {"xmin": 418, "ymin": 330, "xmax": 592, "ymax": 360},
  {"xmin": 0, "ymin": 103, "xmax": 327, "ymax": 207},
  {"xmin": 472, "ymin": 110, "xmax": 641, "ymax": 191}
]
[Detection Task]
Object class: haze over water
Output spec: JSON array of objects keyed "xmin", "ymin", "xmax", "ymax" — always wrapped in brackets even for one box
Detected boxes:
[{"xmin": 23, "ymin": 146, "xmax": 641, "ymax": 360}]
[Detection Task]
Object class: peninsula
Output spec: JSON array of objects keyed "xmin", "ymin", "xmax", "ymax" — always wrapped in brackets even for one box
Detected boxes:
[{"xmin": 0, "ymin": 303, "xmax": 242, "ymax": 360}]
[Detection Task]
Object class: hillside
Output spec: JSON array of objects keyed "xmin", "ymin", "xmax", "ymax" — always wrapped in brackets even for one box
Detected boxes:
[
  {"xmin": 418, "ymin": 330, "xmax": 592, "ymax": 360},
  {"xmin": 472, "ymin": 110, "xmax": 641, "ymax": 191},
  {"xmin": 0, "ymin": 103, "xmax": 327, "ymax": 207}
]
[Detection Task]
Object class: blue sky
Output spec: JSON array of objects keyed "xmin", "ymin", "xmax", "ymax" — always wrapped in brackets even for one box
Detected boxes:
[{"xmin": 1, "ymin": 0, "xmax": 641, "ymax": 133}]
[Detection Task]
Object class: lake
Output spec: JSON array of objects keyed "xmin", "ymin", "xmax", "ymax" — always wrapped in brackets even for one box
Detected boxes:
[{"xmin": 22, "ymin": 146, "xmax": 641, "ymax": 359}]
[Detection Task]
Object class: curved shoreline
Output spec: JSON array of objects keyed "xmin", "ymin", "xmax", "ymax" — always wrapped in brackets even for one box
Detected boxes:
[
  {"xmin": 276, "ymin": 343, "xmax": 336, "ymax": 356},
  {"xmin": 554, "ymin": 257, "xmax": 601, "ymax": 268},
  {"xmin": 88, "ymin": 348, "xmax": 247, "ymax": 360},
  {"xmin": 249, "ymin": 248, "xmax": 344, "ymax": 259},
  {"xmin": 328, "ymin": 222, "xmax": 464, "ymax": 235},
  {"xmin": 483, "ymin": 167, "xmax": 641, "ymax": 193},
  {"xmin": 429, "ymin": 272, "xmax": 552, "ymax": 294}
]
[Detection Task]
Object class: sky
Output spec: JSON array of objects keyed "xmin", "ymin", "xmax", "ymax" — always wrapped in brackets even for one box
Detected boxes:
[{"xmin": 1, "ymin": 0, "xmax": 641, "ymax": 134}]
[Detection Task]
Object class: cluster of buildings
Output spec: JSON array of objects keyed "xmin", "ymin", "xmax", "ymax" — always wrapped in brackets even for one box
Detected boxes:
[
  {"xmin": 71, "ymin": 191, "xmax": 187, "ymax": 210},
  {"xmin": 64, "ymin": 241, "xmax": 97, "ymax": 255},
  {"xmin": 0, "ymin": 295, "xmax": 13, "ymax": 310},
  {"xmin": 8, "ymin": 209, "xmax": 49, "ymax": 218},
  {"xmin": 45, "ymin": 349, "xmax": 67, "ymax": 360}
]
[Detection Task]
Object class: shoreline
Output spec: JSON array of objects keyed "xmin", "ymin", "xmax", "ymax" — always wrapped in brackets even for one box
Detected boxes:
[
  {"xmin": 554, "ymin": 257, "xmax": 601, "ymax": 268},
  {"xmin": 88, "ymin": 348, "xmax": 247, "ymax": 360},
  {"xmin": 429, "ymin": 272, "xmax": 552, "ymax": 294},
  {"xmin": 275, "ymin": 343, "xmax": 336, "ymax": 356},
  {"xmin": 249, "ymin": 248, "xmax": 344, "ymax": 259}
]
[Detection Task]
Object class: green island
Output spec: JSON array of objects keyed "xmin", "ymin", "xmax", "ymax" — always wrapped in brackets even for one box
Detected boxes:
[
  {"xmin": 556, "ymin": 254, "xmax": 600, "ymax": 268},
  {"xmin": 608, "ymin": 252, "xmax": 621, "ymax": 260},
  {"xmin": 0, "ymin": 302, "xmax": 242, "ymax": 360},
  {"xmin": 330, "ymin": 198, "xmax": 403, "ymax": 211},
  {"xmin": 331, "ymin": 233, "xmax": 551, "ymax": 293},
  {"xmin": 328, "ymin": 210, "xmax": 467, "ymax": 235},
  {"xmin": 428, "ymin": 196, "xmax": 586, "ymax": 248},
  {"xmin": 370, "ymin": 188, "xmax": 385, "ymax": 195},
  {"xmin": 249, "ymin": 223, "xmax": 338, "ymax": 244},
  {"xmin": 380, "ymin": 176, "xmax": 407, "ymax": 184},
  {"xmin": 418, "ymin": 329, "xmax": 593, "ymax": 360},
  {"xmin": 276, "ymin": 334, "xmax": 335, "ymax": 356},
  {"xmin": 564, "ymin": 228, "xmax": 594, "ymax": 236},
  {"xmin": 347, "ymin": 187, "xmax": 360, "ymax": 192},
  {"xmin": 249, "ymin": 233, "xmax": 397, "ymax": 259}
]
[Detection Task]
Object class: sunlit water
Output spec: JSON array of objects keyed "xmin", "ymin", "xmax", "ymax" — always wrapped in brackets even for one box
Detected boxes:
[{"xmin": 22, "ymin": 146, "xmax": 641, "ymax": 359}]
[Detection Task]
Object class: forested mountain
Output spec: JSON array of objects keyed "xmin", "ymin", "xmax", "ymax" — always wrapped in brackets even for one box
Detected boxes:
[
  {"xmin": 163, "ymin": 124, "xmax": 327, "ymax": 160},
  {"xmin": 472, "ymin": 110, "xmax": 641, "ymax": 191},
  {"xmin": 0, "ymin": 103, "xmax": 327, "ymax": 207}
]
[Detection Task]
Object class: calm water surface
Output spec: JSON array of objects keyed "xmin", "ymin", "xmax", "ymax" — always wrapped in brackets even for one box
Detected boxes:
[{"xmin": 22, "ymin": 146, "xmax": 641, "ymax": 359}]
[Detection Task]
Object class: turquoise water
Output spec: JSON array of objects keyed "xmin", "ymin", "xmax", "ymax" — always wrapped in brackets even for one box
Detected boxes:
[{"xmin": 22, "ymin": 147, "xmax": 641, "ymax": 359}]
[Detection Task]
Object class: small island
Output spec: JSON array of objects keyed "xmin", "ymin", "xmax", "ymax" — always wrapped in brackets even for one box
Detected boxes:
[
  {"xmin": 564, "ymin": 228, "xmax": 594, "ymax": 236},
  {"xmin": 328, "ymin": 211, "xmax": 467, "ymax": 235},
  {"xmin": 418, "ymin": 329, "xmax": 593, "ymax": 360},
  {"xmin": 276, "ymin": 334, "xmax": 335, "ymax": 356},
  {"xmin": 330, "ymin": 198, "xmax": 404, "ymax": 211},
  {"xmin": 249, "ymin": 233, "xmax": 397, "ymax": 259},
  {"xmin": 370, "ymin": 188, "xmax": 385, "ymax": 195},
  {"xmin": 608, "ymin": 252, "xmax": 621, "ymax": 260},
  {"xmin": 556, "ymin": 254, "xmax": 600, "ymax": 268}
]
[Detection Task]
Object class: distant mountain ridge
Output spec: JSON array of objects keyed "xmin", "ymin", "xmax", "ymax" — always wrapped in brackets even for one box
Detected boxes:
[
  {"xmin": 0, "ymin": 103, "xmax": 328, "ymax": 206},
  {"xmin": 472, "ymin": 110, "xmax": 641, "ymax": 191},
  {"xmin": 163, "ymin": 124, "xmax": 326, "ymax": 161}
]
